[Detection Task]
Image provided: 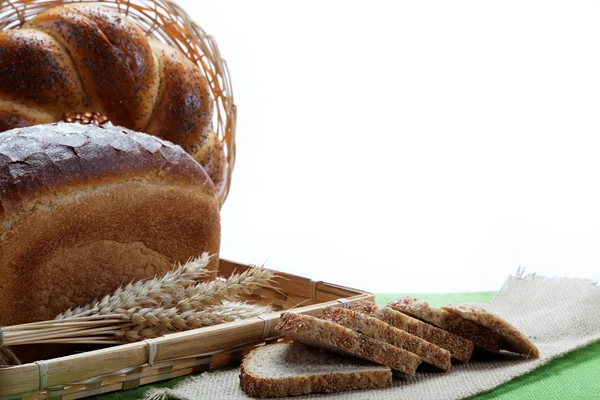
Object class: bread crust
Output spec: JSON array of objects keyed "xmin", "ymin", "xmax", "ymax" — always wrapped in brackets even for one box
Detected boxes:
[
  {"xmin": 320, "ymin": 307, "xmax": 452, "ymax": 371},
  {"xmin": 442, "ymin": 305, "xmax": 540, "ymax": 359},
  {"xmin": 145, "ymin": 41, "xmax": 220, "ymax": 192},
  {"xmin": 350, "ymin": 301, "xmax": 475, "ymax": 363},
  {"xmin": 146, "ymin": 40, "xmax": 214, "ymax": 157},
  {"xmin": 0, "ymin": 123, "xmax": 214, "ymax": 215},
  {"xmin": 389, "ymin": 297, "xmax": 502, "ymax": 353},
  {"xmin": 0, "ymin": 100, "xmax": 53, "ymax": 133},
  {"xmin": 0, "ymin": 29, "xmax": 87, "ymax": 116},
  {"xmin": 0, "ymin": 123, "xmax": 220, "ymax": 325},
  {"xmin": 0, "ymin": 4, "xmax": 224, "ymax": 197},
  {"xmin": 189, "ymin": 129, "xmax": 225, "ymax": 197},
  {"xmin": 240, "ymin": 343, "xmax": 392, "ymax": 398},
  {"xmin": 24, "ymin": 4, "xmax": 159, "ymax": 132},
  {"xmin": 275, "ymin": 313, "xmax": 421, "ymax": 376}
]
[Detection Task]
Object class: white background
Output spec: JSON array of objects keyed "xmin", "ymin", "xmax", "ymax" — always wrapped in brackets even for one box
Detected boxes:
[{"xmin": 182, "ymin": 1, "xmax": 600, "ymax": 293}]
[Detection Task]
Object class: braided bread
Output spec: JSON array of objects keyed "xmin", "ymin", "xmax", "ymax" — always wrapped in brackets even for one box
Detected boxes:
[{"xmin": 0, "ymin": 3, "xmax": 226, "ymax": 197}]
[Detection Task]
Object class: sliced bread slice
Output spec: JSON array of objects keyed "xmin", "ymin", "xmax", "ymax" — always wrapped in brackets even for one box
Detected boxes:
[
  {"xmin": 388, "ymin": 297, "xmax": 502, "ymax": 353},
  {"xmin": 442, "ymin": 305, "xmax": 540, "ymax": 359},
  {"xmin": 275, "ymin": 312, "xmax": 421, "ymax": 376},
  {"xmin": 240, "ymin": 342, "xmax": 392, "ymax": 398},
  {"xmin": 320, "ymin": 307, "xmax": 452, "ymax": 371},
  {"xmin": 349, "ymin": 300, "xmax": 475, "ymax": 362}
]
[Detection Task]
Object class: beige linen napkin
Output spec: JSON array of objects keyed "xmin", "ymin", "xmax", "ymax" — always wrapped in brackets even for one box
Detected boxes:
[{"xmin": 145, "ymin": 273, "xmax": 600, "ymax": 400}]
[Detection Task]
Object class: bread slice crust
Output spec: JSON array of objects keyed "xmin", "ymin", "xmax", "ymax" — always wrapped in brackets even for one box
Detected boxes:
[
  {"xmin": 320, "ymin": 307, "xmax": 451, "ymax": 371},
  {"xmin": 349, "ymin": 301, "xmax": 474, "ymax": 362},
  {"xmin": 275, "ymin": 312, "xmax": 421, "ymax": 376},
  {"xmin": 240, "ymin": 342, "xmax": 392, "ymax": 398},
  {"xmin": 389, "ymin": 297, "xmax": 502, "ymax": 353}
]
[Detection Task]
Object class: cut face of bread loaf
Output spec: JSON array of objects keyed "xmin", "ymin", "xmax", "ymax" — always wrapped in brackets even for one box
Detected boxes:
[
  {"xmin": 349, "ymin": 301, "xmax": 475, "ymax": 362},
  {"xmin": 0, "ymin": 123, "xmax": 220, "ymax": 326},
  {"xmin": 275, "ymin": 312, "xmax": 421, "ymax": 376},
  {"xmin": 389, "ymin": 297, "xmax": 502, "ymax": 353},
  {"xmin": 320, "ymin": 307, "xmax": 452, "ymax": 371},
  {"xmin": 240, "ymin": 342, "xmax": 392, "ymax": 398}
]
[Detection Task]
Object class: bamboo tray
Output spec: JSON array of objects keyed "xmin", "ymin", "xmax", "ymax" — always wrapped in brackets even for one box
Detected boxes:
[{"xmin": 0, "ymin": 259, "xmax": 373, "ymax": 399}]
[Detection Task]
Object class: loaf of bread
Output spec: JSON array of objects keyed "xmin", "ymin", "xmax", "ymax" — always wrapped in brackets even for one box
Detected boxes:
[
  {"xmin": 0, "ymin": 4, "xmax": 226, "ymax": 198},
  {"xmin": 0, "ymin": 123, "xmax": 220, "ymax": 326}
]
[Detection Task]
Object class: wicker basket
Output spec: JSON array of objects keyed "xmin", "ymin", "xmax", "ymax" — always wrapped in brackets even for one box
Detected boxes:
[
  {"xmin": 0, "ymin": 0, "xmax": 237, "ymax": 207},
  {"xmin": 0, "ymin": 259, "xmax": 372, "ymax": 399}
]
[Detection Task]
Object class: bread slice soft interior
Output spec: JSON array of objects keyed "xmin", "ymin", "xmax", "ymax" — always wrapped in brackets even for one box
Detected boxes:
[
  {"xmin": 388, "ymin": 297, "xmax": 502, "ymax": 353},
  {"xmin": 442, "ymin": 305, "xmax": 540, "ymax": 359},
  {"xmin": 320, "ymin": 307, "xmax": 452, "ymax": 371},
  {"xmin": 240, "ymin": 342, "xmax": 392, "ymax": 398},
  {"xmin": 275, "ymin": 312, "xmax": 421, "ymax": 376},
  {"xmin": 349, "ymin": 300, "xmax": 475, "ymax": 362}
]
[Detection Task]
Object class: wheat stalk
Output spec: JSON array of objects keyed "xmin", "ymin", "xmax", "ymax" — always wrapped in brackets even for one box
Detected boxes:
[
  {"xmin": 116, "ymin": 302, "xmax": 272, "ymax": 341},
  {"xmin": 171, "ymin": 267, "xmax": 274, "ymax": 311},
  {"xmin": 56, "ymin": 253, "xmax": 212, "ymax": 319},
  {"xmin": 2, "ymin": 257, "xmax": 275, "ymax": 347},
  {"xmin": 3, "ymin": 302, "xmax": 273, "ymax": 345}
]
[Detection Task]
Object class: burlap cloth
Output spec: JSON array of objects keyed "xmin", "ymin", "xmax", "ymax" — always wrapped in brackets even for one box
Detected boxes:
[{"xmin": 145, "ymin": 273, "xmax": 600, "ymax": 400}]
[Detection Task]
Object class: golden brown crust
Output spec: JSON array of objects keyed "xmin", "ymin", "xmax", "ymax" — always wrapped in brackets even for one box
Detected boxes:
[
  {"xmin": 0, "ymin": 100, "xmax": 54, "ymax": 133},
  {"xmin": 0, "ymin": 29, "xmax": 87, "ymax": 116},
  {"xmin": 190, "ymin": 130, "xmax": 226, "ymax": 200},
  {"xmin": 145, "ymin": 41, "xmax": 222, "ymax": 196},
  {"xmin": 0, "ymin": 123, "xmax": 214, "ymax": 216},
  {"xmin": 442, "ymin": 305, "xmax": 540, "ymax": 359},
  {"xmin": 146, "ymin": 40, "xmax": 214, "ymax": 155},
  {"xmin": 24, "ymin": 4, "xmax": 159, "ymax": 132},
  {"xmin": 389, "ymin": 297, "xmax": 502, "ymax": 353},
  {"xmin": 350, "ymin": 301, "xmax": 475, "ymax": 362},
  {"xmin": 240, "ymin": 343, "xmax": 392, "ymax": 398},
  {"xmin": 275, "ymin": 313, "xmax": 421, "ymax": 376},
  {"xmin": 0, "ymin": 4, "xmax": 223, "ymax": 194},
  {"xmin": 0, "ymin": 123, "xmax": 220, "ymax": 325},
  {"xmin": 320, "ymin": 307, "xmax": 452, "ymax": 371}
]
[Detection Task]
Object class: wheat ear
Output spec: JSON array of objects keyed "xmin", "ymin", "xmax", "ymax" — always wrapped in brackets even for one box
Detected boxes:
[
  {"xmin": 3, "ymin": 259, "xmax": 275, "ymax": 345},
  {"xmin": 170, "ymin": 266, "xmax": 274, "ymax": 311},
  {"xmin": 57, "ymin": 253, "xmax": 212, "ymax": 319},
  {"xmin": 115, "ymin": 302, "xmax": 272, "ymax": 341}
]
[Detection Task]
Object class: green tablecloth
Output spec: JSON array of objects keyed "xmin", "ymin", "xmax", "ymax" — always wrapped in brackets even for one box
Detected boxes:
[{"xmin": 94, "ymin": 292, "xmax": 600, "ymax": 400}]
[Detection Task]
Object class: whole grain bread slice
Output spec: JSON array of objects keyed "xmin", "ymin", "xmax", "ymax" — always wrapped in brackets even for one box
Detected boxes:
[
  {"xmin": 388, "ymin": 297, "xmax": 502, "ymax": 353},
  {"xmin": 442, "ymin": 305, "xmax": 540, "ymax": 359},
  {"xmin": 275, "ymin": 312, "xmax": 421, "ymax": 376},
  {"xmin": 320, "ymin": 307, "xmax": 452, "ymax": 371},
  {"xmin": 349, "ymin": 300, "xmax": 474, "ymax": 362},
  {"xmin": 240, "ymin": 342, "xmax": 392, "ymax": 398}
]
